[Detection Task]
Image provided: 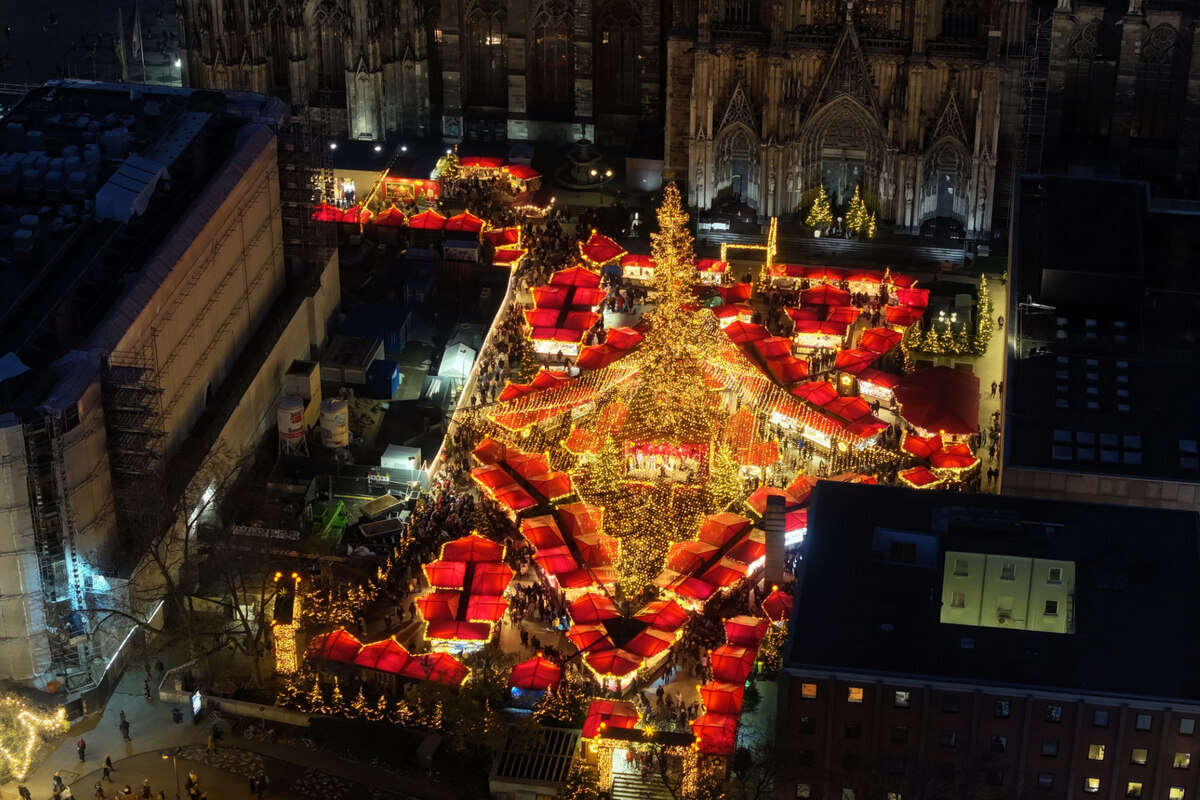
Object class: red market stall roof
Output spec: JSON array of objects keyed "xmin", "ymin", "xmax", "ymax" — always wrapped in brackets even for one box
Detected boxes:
[
  {"xmin": 692, "ymin": 712, "xmax": 740, "ymax": 754},
  {"xmin": 785, "ymin": 474, "xmax": 818, "ymax": 506},
  {"xmin": 700, "ymin": 682, "xmax": 745, "ymax": 715},
  {"xmin": 793, "ymin": 318, "xmax": 849, "ymax": 337},
  {"xmin": 710, "ymin": 645, "xmax": 757, "ymax": 683},
  {"xmin": 826, "ymin": 305, "xmax": 862, "ymax": 325},
  {"xmin": 408, "ymin": 209, "xmax": 447, "ymax": 230},
  {"xmin": 459, "ymin": 155, "xmax": 504, "ymax": 169},
  {"xmin": 896, "ymin": 287, "xmax": 930, "ymax": 308},
  {"xmin": 858, "ymin": 367, "xmax": 900, "ymax": 390},
  {"xmin": 656, "ymin": 572, "xmax": 716, "ymax": 602},
  {"xmin": 823, "ymin": 396, "xmax": 873, "ymax": 423},
  {"xmin": 535, "ymin": 546, "xmax": 579, "ymax": 576},
  {"xmin": 625, "ymin": 628, "xmax": 675, "ymax": 659},
  {"xmin": 311, "ymin": 203, "xmax": 343, "ymax": 222},
  {"xmin": 724, "ymin": 321, "xmax": 770, "ymax": 344},
  {"xmin": 340, "ymin": 205, "xmax": 372, "ymax": 224},
  {"xmin": 466, "ymin": 595, "xmax": 509, "ymax": 623},
  {"xmin": 586, "ymin": 648, "xmax": 641, "ymax": 677},
  {"xmin": 713, "ymin": 302, "xmax": 752, "ymax": 320},
  {"xmin": 752, "ymin": 336, "xmax": 792, "ymax": 359},
  {"xmin": 579, "ymin": 232, "xmax": 626, "ymax": 266},
  {"xmin": 483, "ymin": 226, "xmax": 521, "ymax": 247},
  {"xmin": 885, "ymin": 305, "xmax": 925, "ymax": 327},
  {"xmin": 416, "ymin": 591, "xmax": 460, "ymax": 621},
  {"xmin": 352, "ymin": 638, "xmax": 412, "ymax": 674},
  {"xmin": 373, "ymin": 205, "xmax": 407, "ymax": 228},
  {"xmin": 569, "ymin": 592, "xmax": 620, "ymax": 624},
  {"xmin": 558, "ymin": 503, "xmax": 604, "ymax": 538},
  {"xmin": 835, "ymin": 348, "xmax": 878, "ymax": 374},
  {"xmin": 306, "ymin": 629, "xmax": 363, "ymax": 664},
  {"xmin": 606, "ymin": 327, "xmax": 644, "ymax": 350},
  {"xmin": 888, "ymin": 272, "xmax": 918, "ymax": 288},
  {"xmin": 505, "ymin": 164, "xmax": 541, "ymax": 181},
  {"xmin": 620, "ymin": 253, "xmax": 655, "ymax": 269},
  {"xmin": 472, "ymin": 562, "xmax": 517, "ymax": 595},
  {"xmin": 400, "ymin": 651, "xmax": 470, "ymax": 686},
  {"xmin": 859, "ymin": 327, "xmax": 903, "ymax": 355},
  {"xmin": 425, "ymin": 620, "xmax": 492, "ymax": 643},
  {"xmin": 699, "ymin": 512, "xmax": 753, "ymax": 547},
  {"xmin": 697, "ymin": 258, "xmax": 729, "ymax": 273},
  {"xmin": 805, "ymin": 267, "xmax": 846, "ymax": 283},
  {"xmin": 716, "ymin": 282, "xmax": 752, "ymax": 303},
  {"xmin": 423, "ymin": 559, "xmax": 468, "ymax": 589},
  {"xmin": 582, "ymin": 700, "xmax": 639, "ymax": 739},
  {"xmin": 520, "ymin": 515, "xmax": 567, "ymax": 549},
  {"xmin": 791, "ymin": 381, "xmax": 838, "ymax": 407},
  {"xmin": 902, "ymin": 432, "xmax": 943, "ymax": 459},
  {"xmin": 492, "ymin": 248, "xmax": 527, "ymax": 268},
  {"xmin": 894, "ymin": 366, "xmax": 981, "ymax": 435},
  {"xmin": 567, "ymin": 624, "xmax": 614, "ymax": 653},
  {"xmin": 634, "ymin": 599, "xmax": 690, "ymax": 631},
  {"xmin": 444, "ymin": 211, "xmax": 484, "ymax": 233},
  {"xmin": 724, "ymin": 615, "xmax": 769, "ymax": 647},
  {"xmin": 765, "ymin": 355, "xmax": 810, "ymax": 385},
  {"xmin": 931, "ymin": 442, "xmax": 981, "ymax": 471},
  {"xmin": 441, "ymin": 533, "xmax": 505, "ymax": 562},
  {"xmin": 702, "ymin": 557, "xmax": 748, "ymax": 588},
  {"xmin": 899, "ymin": 465, "xmax": 944, "ymax": 489},
  {"xmin": 801, "ymin": 284, "xmax": 852, "ymax": 307},
  {"xmin": 847, "ymin": 271, "xmax": 883, "ymax": 285},
  {"xmin": 550, "ymin": 265, "xmax": 603, "ymax": 288},
  {"xmin": 668, "ymin": 540, "xmax": 719, "ymax": 574},
  {"xmin": 509, "ymin": 656, "xmax": 562, "ymax": 690},
  {"xmin": 761, "ymin": 588, "xmax": 794, "ymax": 623}
]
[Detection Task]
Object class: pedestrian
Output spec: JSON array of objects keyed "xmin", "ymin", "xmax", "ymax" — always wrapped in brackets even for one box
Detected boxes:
[
  {"xmin": 53, "ymin": 772, "xmax": 64, "ymax": 793},
  {"xmin": 997, "ymin": 315, "xmax": 1005, "ymax": 329},
  {"xmin": 257, "ymin": 773, "xmax": 269, "ymax": 798},
  {"xmin": 119, "ymin": 710, "xmax": 126, "ymax": 725},
  {"xmin": 142, "ymin": 778, "xmax": 152, "ymax": 798},
  {"xmin": 206, "ymin": 732, "xmax": 214, "ymax": 752},
  {"xmin": 103, "ymin": 763, "xmax": 113, "ymax": 782},
  {"xmin": 18, "ymin": 784, "xmax": 31, "ymax": 800},
  {"xmin": 144, "ymin": 678, "xmax": 152, "ymax": 700},
  {"xmin": 120, "ymin": 718, "xmax": 131, "ymax": 740},
  {"xmin": 990, "ymin": 381, "xmax": 997, "ymax": 398},
  {"xmin": 77, "ymin": 735, "xmax": 87, "ymax": 761},
  {"xmin": 249, "ymin": 776, "xmax": 258, "ymax": 796},
  {"xmin": 94, "ymin": 782, "xmax": 105, "ymax": 800}
]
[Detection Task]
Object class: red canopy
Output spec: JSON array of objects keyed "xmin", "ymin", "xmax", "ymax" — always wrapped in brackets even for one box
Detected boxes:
[
  {"xmin": 824, "ymin": 396, "xmax": 872, "ymax": 423},
  {"xmin": 306, "ymin": 629, "xmax": 362, "ymax": 664},
  {"xmin": 761, "ymin": 588, "xmax": 794, "ymax": 623},
  {"xmin": 606, "ymin": 327, "xmax": 644, "ymax": 350},
  {"xmin": 466, "ymin": 595, "xmax": 509, "ymax": 623},
  {"xmin": 713, "ymin": 303, "xmax": 751, "ymax": 320},
  {"xmin": 582, "ymin": 700, "xmax": 639, "ymax": 739},
  {"xmin": 801, "ymin": 284, "xmax": 852, "ymax": 307},
  {"xmin": 634, "ymin": 599, "xmax": 690, "ymax": 631},
  {"xmin": 483, "ymin": 226, "xmax": 520, "ymax": 247},
  {"xmin": 567, "ymin": 624, "xmax": 614, "ymax": 653},
  {"xmin": 569, "ymin": 592, "xmax": 620, "ymax": 624},
  {"xmin": 505, "ymin": 164, "xmax": 541, "ymax": 181},
  {"xmin": 663, "ymin": 574, "xmax": 716, "ymax": 602},
  {"xmin": 700, "ymin": 682, "xmax": 745, "ymax": 715},
  {"xmin": 745, "ymin": 486, "xmax": 794, "ymax": 517},
  {"xmin": 353, "ymin": 638, "xmax": 411, "ymax": 674},
  {"xmin": 373, "ymin": 205, "xmax": 407, "ymax": 228},
  {"xmin": 692, "ymin": 712, "xmax": 740, "ymax": 754},
  {"xmin": 930, "ymin": 442, "xmax": 980, "ymax": 471},
  {"xmin": 724, "ymin": 615, "xmax": 769, "ymax": 647},
  {"xmin": 899, "ymin": 465, "xmax": 944, "ymax": 489},
  {"xmin": 492, "ymin": 248, "xmax": 527, "ymax": 267},
  {"xmin": 340, "ymin": 205, "xmax": 372, "ymax": 224},
  {"xmin": 425, "ymin": 620, "xmax": 492, "ymax": 642},
  {"xmin": 902, "ymin": 432, "xmax": 943, "ymax": 459},
  {"xmin": 835, "ymin": 348, "xmax": 878, "ymax": 374},
  {"xmin": 717, "ymin": 282, "xmax": 753, "ymax": 303},
  {"xmin": 702, "ymin": 557, "xmax": 748, "ymax": 588},
  {"xmin": 441, "ymin": 533, "xmax": 504, "ymax": 563},
  {"xmin": 847, "ymin": 271, "xmax": 883, "ymax": 285},
  {"xmin": 765, "ymin": 355, "xmax": 810, "ymax": 384},
  {"xmin": 894, "ymin": 366, "xmax": 980, "ymax": 435},
  {"xmin": 699, "ymin": 512, "xmax": 753, "ymax": 547},
  {"xmin": 791, "ymin": 381, "xmax": 838, "ymax": 407},
  {"xmin": 586, "ymin": 648, "xmax": 641, "ymax": 677},
  {"xmin": 896, "ymin": 287, "xmax": 930, "ymax": 308},
  {"xmin": 444, "ymin": 211, "xmax": 484, "ymax": 233},
  {"xmin": 625, "ymin": 628, "xmax": 674, "ymax": 659},
  {"xmin": 535, "ymin": 546, "xmax": 578, "ymax": 576},
  {"xmin": 696, "ymin": 258, "xmax": 729, "ymax": 273},
  {"xmin": 785, "ymin": 474, "xmax": 818, "ymax": 506},
  {"xmin": 311, "ymin": 203, "xmax": 343, "ymax": 222},
  {"xmin": 710, "ymin": 645, "xmax": 757, "ymax": 683},
  {"xmin": 858, "ymin": 367, "xmax": 900, "ymax": 390},
  {"xmin": 805, "ymin": 267, "xmax": 845, "ymax": 283},
  {"xmin": 724, "ymin": 321, "xmax": 770, "ymax": 344},
  {"xmin": 579, "ymin": 232, "xmax": 626, "ymax": 266},
  {"xmin": 400, "ymin": 651, "xmax": 469, "ymax": 686},
  {"xmin": 825, "ymin": 305, "xmax": 863, "ymax": 325},
  {"xmin": 558, "ymin": 503, "xmax": 603, "ymax": 538},
  {"xmin": 885, "ymin": 305, "xmax": 925, "ymax": 327},
  {"xmin": 416, "ymin": 591, "xmax": 460, "ymax": 621},
  {"xmin": 576, "ymin": 344, "xmax": 622, "ymax": 370},
  {"xmin": 667, "ymin": 540, "xmax": 719, "ymax": 574},
  {"xmin": 408, "ymin": 209, "xmax": 447, "ymax": 230},
  {"xmin": 859, "ymin": 327, "xmax": 903, "ymax": 355},
  {"xmin": 620, "ymin": 253, "xmax": 654, "ymax": 268},
  {"xmin": 459, "ymin": 155, "xmax": 504, "ymax": 169},
  {"xmin": 472, "ymin": 562, "xmax": 516, "ymax": 595},
  {"xmin": 509, "ymin": 656, "xmax": 562, "ymax": 690},
  {"xmin": 423, "ymin": 559, "xmax": 467, "ymax": 589},
  {"xmin": 752, "ymin": 336, "xmax": 793, "ymax": 359},
  {"xmin": 550, "ymin": 265, "xmax": 603, "ymax": 288},
  {"xmin": 472, "ymin": 438, "xmax": 507, "ymax": 465}
]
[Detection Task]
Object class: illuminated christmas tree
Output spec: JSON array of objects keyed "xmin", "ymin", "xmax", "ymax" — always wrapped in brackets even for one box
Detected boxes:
[
  {"xmin": 867, "ymin": 212, "xmax": 877, "ymax": 239},
  {"xmin": 328, "ymin": 676, "xmax": 344, "ymax": 712},
  {"xmin": 846, "ymin": 186, "xmax": 869, "ymax": 236},
  {"xmin": 805, "ymin": 185, "xmax": 833, "ymax": 231},
  {"xmin": 349, "ymin": 686, "xmax": 369, "ymax": 718},
  {"xmin": 441, "ymin": 146, "xmax": 461, "ymax": 180},
  {"xmin": 306, "ymin": 676, "xmax": 325, "ymax": 714}
]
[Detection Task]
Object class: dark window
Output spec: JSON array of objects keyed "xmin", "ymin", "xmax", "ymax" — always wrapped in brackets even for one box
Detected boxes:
[
  {"xmin": 723, "ymin": 0, "xmax": 760, "ymax": 25},
  {"xmin": 940, "ymin": 0, "xmax": 978, "ymax": 38},
  {"xmin": 1041, "ymin": 740, "xmax": 1059, "ymax": 757},
  {"xmin": 798, "ymin": 750, "xmax": 815, "ymax": 766},
  {"xmin": 1132, "ymin": 24, "xmax": 1186, "ymax": 142},
  {"xmin": 845, "ymin": 721, "xmax": 862, "ymax": 739},
  {"xmin": 465, "ymin": 9, "xmax": 506, "ymax": 106},
  {"xmin": 1093, "ymin": 710, "xmax": 1110, "ymax": 727},
  {"xmin": 529, "ymin": 7, "xmax": 571, "ymax": 114},
  {"xmin": 991, "ymin": 735, "xmax": 1008, "ymax": 754},
  {"xmin": 994, "ymin": 700, "xmax": 1011, "ymax": 718},
  {"xmin": 988, "ymin": 770, "xmax": 1005, "ymax": 787},
  {"xmin": 1039, "ymin": 773, "xmax": 1055, "ymax": 791},
  {"xmin": 891, "ymin": 726, "xmax": 909, "ymax": 744},
  {"xmin": 1046, "ymin": 705, "xmax": 1063, "ymax": 723},
  {"xmin": 939, "ymin": 730, "xmax": 957, "ymax": 748},
  {"xmin": 889, "ymin": 541, "xmax": 917, "ymax": 563},
  {"xmin": 942, "ymin": 695, "xmax": 961, "ymax": 714},
  {"xmin": 269, "ymin": 12, "xmax": 290, "ymax": 94},
  {"xmin": 1062, "ymin": 21, "xmax": 1119, "ymax": 156},
  {"xmin": 594, "ymin": 4, "xmax": 640, "ymax": 114},
  {"xmin": 314, "ymin": 13, "xmax": 347, "ymax": 94},
  {"xmin": 799, "ymin": 715, "xmax": 816, "ymax": 735}
]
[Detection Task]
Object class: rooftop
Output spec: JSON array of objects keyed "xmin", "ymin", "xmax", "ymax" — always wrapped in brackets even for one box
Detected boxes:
[
  {"xmin": 1006, "ymin": 175, "xmax": 1200, "ymax": 482},
  {"xmin": 0, "ymin": 80, "xmax": 287, "ymax": 412},
  {"xmin": 788, "ymin": 481, "xmax": 1200, "ymax": 702}
]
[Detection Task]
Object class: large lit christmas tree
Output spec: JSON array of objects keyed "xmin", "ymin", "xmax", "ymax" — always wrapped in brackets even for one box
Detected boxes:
[
  {"xmin": 846, "ymin": 186, "xmax": 869, "ymax": 236},
  {"xmin": 805, "ymin": 185, "xmax": 833, "ymax": 231}
]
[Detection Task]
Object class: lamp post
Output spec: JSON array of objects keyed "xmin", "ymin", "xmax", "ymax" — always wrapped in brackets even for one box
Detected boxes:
[{"xmin": 161, "ymin": 749, "xmax": 180, "ymax": 800}]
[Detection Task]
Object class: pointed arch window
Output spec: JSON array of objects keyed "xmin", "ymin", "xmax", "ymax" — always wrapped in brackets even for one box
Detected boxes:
[
  {"xmin": 465, "ymin": 3, "xmax": 506, "ymax": 107},
  {"xmin": 1062, "ymin": 21, "xmax": 1118, "ymax": 154},
  {"xmin": 940, "ymin": 0, "xmax": 979, "ymax": 39},
  {"xmin": 530, "ymin": 4, "xmax": 572, "ymax": 115},
  {"xmin": 723, "ymin": 0, "xmax": 759, "ymax": 25},
  {"xmin": 314, "ymin": 8, "xmax": 347, "ymax": 95},
  {"xmin": 595, "ymin": 0, "xmax": 640, "ymax": 113},
  {"xmin": 268, "ymin": 11, "xmax": 290, "ymax": 94},
  {"xmin": 1132, "ymin": 25, "xmax": 1187, "ymax": 142}
]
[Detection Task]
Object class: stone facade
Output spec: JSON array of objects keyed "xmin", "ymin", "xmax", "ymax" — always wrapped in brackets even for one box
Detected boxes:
[
  {"xmin": 666, "ymin": 0, "xmax": 1022, "ymax": 238},
  {"xmin": 176, "ymin": 0, "xmax": 433, "ymax": 141}
]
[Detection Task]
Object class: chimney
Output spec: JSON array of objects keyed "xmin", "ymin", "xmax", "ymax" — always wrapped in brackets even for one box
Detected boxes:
[{"xmin": 763, "ymin": 492, "xmax": 786, "ymax": 587}]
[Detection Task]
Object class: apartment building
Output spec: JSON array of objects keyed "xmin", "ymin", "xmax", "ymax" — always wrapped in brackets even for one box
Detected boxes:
[{"xmin": 778, "ymin": 481, "xmax": 1200, "ymax": 800}]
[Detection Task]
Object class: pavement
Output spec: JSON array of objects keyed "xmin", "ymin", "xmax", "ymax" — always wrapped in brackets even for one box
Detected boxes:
[{"xmin": 10, "ymin": 668, "xmax": 450, "ymax": 800}]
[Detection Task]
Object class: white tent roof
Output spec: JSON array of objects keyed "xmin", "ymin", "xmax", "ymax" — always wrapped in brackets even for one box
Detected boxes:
[{"xmin": 439, "ymin": 342, "xmax": 476, "ymax": 379}]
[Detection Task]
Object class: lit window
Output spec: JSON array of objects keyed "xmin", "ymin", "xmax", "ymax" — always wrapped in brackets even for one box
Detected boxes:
[
  {"xmin": 995, "ymin": 700, "xmax": 1011, "ymax": 718},
  {"xmin": 1001, "ymin": 562, "xmax": 1016, "ymax": 580},
  {"xmin": 1131, "ymin": 748, "xmax": 1148, "ymax": 765},
  {"xmin": 848, "ymin": 686, "xmax": 864, "ymax": 703},
  {"xmin": 953, "ymin": 559, "xmax": 968, "ymax": 576},
  {"xmin": 1094, "ymin": 710, "xmax": 1110, "ymax": 727},
  {"xmin": 1170, "ymin": 789, "xmax": 1186, "ymax": 800},
  {"xmin": 1127, "ymin": 781, "xmax": 1142, "ymax": 798},
  {"xmin": 796, "ymin": 784, "xmax": 811, "ymax": 799},
  {"xmin": 887, "ymin": 794, "xmax": 902, "ymax": 800},
  {"xmin": 1044, "ymin": 600, "xmax": 1059, "ymax": 615},
  {"xmin": 1136, "ymin": 714, "xmax": 1152, "ymax": 731},
  {"xmin": 1041, "ymin": 739, "xmax": 1059, "ymax": 757},
  {"xmin": 1182, "ymin": 719, "xmax": 1196, "ymax": 735},
  {"xmin": 1048, "ymin": 567, "xmax": 1063, "ymax": 583},
  {"xmin": 894, "ymin": 691, "xmax": 911, "ymax": 708},
  {"xmin": 1175, "ymin": 753, "xmax": 1191, "ymax": 769},
  {"xmin": 1085, "ymin": 778, "xmax": 1101, "ymax": 793},
  {"xmin": 842, "ymin": 789, "xmax": 856, "ymax": 800},
  {"xmin": 802, "ymin": 683, "xmax": 817, "ymax": 699},
  {"xmin": 1046, "ymin": 705, "xmax": 1063, "ymax": 723},
  {"xmin": 1089, "ymin": 745, "xmax": 1106, "ymax": 761},
  {"xmin": 1038, "ymin": 773, "xmax": 1055, "ymax": 790},
  {"xmin": 950, "ymin": 591, "xmax": 966, "ymax": 608}
]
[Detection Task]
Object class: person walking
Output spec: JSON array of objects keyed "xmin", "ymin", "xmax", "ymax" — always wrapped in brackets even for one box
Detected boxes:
[
  {"xmin": 142, "ymin": 778, "xmax": 152, "ymax": 798},
  {"xmin": 77, "ymin": 736, "xmax": 86, "ymax": 761},
  {"xmin": 105, "ymin": 754, "xmax": 115, "ymax": 773},
  {"xmin": 103, "ymin": 761, "xmax": 113, "ymax": 782},
  {"xmin": 120, "ymin": 718, "xmax": 131, "ymax": 740},
  {"xmin": 17, "ymin": 785, "xmax": 31, "ymax": 800},
  {"xmin": 93, "ymin": 782, "xmax": 105, "ymax": 800}
]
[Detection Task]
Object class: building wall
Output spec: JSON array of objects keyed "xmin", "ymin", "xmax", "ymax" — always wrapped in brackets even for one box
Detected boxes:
[
  {"xmin": 777, "ymin": 673, "xmax": 1200, "ymax": 800},
  {"xmin": 1002, "ymin": 467, "xmax": 1200, "ymax": 513},
  {"xmin": 664, "ymin": 0, "xmax": 1019, "ymax": 235}
]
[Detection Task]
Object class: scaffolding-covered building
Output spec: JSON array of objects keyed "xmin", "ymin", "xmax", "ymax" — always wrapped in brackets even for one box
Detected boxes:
[{"xmin": 0, "ymin": 80, "xmax": 340, "ymax": 695}]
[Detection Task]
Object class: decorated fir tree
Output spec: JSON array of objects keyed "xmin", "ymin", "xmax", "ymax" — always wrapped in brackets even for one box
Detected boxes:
[
  {"xmin": 953, "ymin": 324, "xmax": 971, "ymax": 355},
  {"xmin": 306, "ymin": 676, "xmax": 325, "ymax": 714},
  {"xmin": 391, "ymin": 698, "xmax": 414, "ymax": 726},
  {"xmin": 867, "ymin": 212, "xmax": 877, "ymax": 239},
  {"xmin": 846, "ymin": 186, "xmax": 869, "ymax": 237},
  {"xmin": 973, "ymin": 274, "xmax": 995, "ymax": 355},
  {"xmin": 349, "ymin": 686, "xmax": 369, "ymax": 718},
  {"xmin": 805, "ymin": 185, "xmax": 833, "ymax": 231},
  {"xmin": 440, "ymin": 146, "xmax": 461, "ymax": 180},
  {"xmin": 329, "ymin": 676, "xmax": 344, "ymax": 712},
  {"xmin": 758, "ymin": 621, "xmax": 788, "ymax": 676}
]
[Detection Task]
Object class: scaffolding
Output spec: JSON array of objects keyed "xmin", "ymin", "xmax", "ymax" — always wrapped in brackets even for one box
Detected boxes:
[
  {"xmin": 276, "ymin": 96, "xmax": 336, "ymax": 274},
  {"xmin": 102, "ymin": 349, "xmax": 167, "ymax": 546},
  {"xmin": 1020, "ymin": 9, "xmax": 1052, "ymax": 176}
]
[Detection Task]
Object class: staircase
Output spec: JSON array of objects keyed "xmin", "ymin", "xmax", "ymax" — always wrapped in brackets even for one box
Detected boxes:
[{"xmin": 611, "ymin": 773, "xmax": 678, "ymax": 800}]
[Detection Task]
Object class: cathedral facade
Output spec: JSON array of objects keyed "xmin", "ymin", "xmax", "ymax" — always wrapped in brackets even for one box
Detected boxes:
[{"xmin": 664, "ymin": 0, "xmax": 1032, "ymax": 239}]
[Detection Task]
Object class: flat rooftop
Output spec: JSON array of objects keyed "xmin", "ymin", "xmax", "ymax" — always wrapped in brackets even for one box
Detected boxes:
[
  {"xmin": 0, "ymin": 80, "xmax": 287, "ymax": 411},
  {"xmin": 789, "ymin": 481, "xmax": 1200, "ymax": 701},
  {"xmin": 1006, "ymin": 175, "xmax": 1200, "ymax": 482}
]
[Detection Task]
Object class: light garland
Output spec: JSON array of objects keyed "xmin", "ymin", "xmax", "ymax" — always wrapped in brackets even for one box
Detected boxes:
[
  {"xmin": 271, "ymin": 571, "xmax": 302, "ymax": 674},
  {"xmin": 0, "ymin": 699, "xmax": 67, "ymax": 780}
]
